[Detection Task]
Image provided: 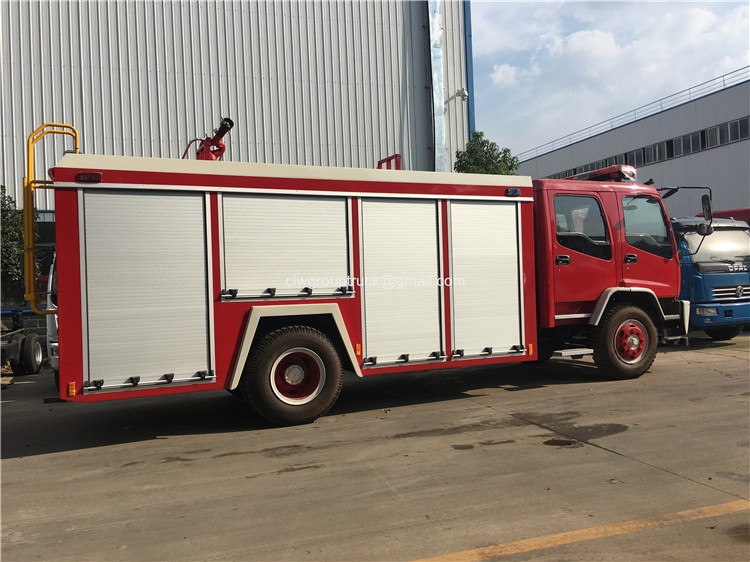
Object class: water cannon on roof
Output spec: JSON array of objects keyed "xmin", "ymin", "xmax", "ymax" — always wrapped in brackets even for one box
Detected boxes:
[{"xmin": 182, "ymin": 117, "xmax": 234, "ymax": 161}]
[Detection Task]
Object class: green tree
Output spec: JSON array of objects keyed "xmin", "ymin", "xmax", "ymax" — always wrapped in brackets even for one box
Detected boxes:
[
  {"xmin": 2, "ymin": 187, "xmax": 42, "ymax": 306},
  {"xmin": 1, "ymin": 186, "xmax": 24, "ymax": 283},
  {"xmin": 454, "ymin": 131, "xmax": 519, "ymax": 175}
]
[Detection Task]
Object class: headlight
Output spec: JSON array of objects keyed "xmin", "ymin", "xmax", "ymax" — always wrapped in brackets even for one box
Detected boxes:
[{"xmin": 696, "ymin": 307, "xmax": 717, "ymax": 315}]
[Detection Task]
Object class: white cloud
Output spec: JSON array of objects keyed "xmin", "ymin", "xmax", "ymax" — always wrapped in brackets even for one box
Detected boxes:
[
  {"xmin": 470, "ymin": 1, "xmax": 750, "ymax": 155},
  {"xmin": 471, "ymin": 3, "xmax": 557, "ymax": 55},
  {"xmin": 490, "ymin": 63, "xmax": 518, "ymax": 86}
]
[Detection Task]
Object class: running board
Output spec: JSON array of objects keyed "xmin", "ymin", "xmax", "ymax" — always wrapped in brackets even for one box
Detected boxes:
[
  {"xmin": 553, "ymin": 348, "xmax": 594, "ymax": 359},
  {"xmin": 661, "ymin": 334, "xmax": 689, "ymax": 346}
]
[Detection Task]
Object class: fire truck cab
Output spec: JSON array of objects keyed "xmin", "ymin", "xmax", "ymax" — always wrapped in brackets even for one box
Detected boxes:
[{"xmin": 533, "ymin": 173, "xmax": 684, "ymax": 371}]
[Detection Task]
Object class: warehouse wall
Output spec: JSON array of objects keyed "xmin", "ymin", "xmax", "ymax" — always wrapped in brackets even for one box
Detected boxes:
[
  {"xmin": 442, "ymin": 0, "xmax": 471, "ymax": 170},
  {"xmin": 1, "ymin": 0, "xmax": 471, "ymax": 210},
  {"xmin": 518, "ymin": 80, "xmax": 749, "ymax": 218}
]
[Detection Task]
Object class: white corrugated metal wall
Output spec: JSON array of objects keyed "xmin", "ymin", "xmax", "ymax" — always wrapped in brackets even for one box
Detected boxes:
[
  {"xmin": 442, "ymin": 0, "xmax": 470, "ymax": 168},
  {"xmin": 1, "ymin": 0, "xmax": 471, "ymax": 210}
]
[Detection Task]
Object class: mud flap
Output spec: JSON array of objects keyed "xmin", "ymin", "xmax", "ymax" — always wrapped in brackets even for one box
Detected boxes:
[{"xmin": 679, "ymin": 299, "xmax": 690, "ymax": 335}]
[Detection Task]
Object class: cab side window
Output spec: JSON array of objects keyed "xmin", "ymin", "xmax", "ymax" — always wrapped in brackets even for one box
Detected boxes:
[
  {"xmin": 554, "ymin": 195, "xmax": 612, "ymax": 260},
  {"xmin": 622, "ymin": 196, "xmax": 673, "ymax": 259}
]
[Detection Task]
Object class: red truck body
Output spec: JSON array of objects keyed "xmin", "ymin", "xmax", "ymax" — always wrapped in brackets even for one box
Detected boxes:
[
  {"xmin": 33, "ymin": 152, "xmax": 686, "ymax": 425},
  {"xmin": 697, "ymin": 207, "xmax": 750, "ymax": 224}
]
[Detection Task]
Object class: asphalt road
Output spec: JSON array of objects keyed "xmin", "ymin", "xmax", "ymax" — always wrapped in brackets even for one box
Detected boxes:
[{"xmin": 2, "ymin": 332, "xmax": 749, "ymax": 561}]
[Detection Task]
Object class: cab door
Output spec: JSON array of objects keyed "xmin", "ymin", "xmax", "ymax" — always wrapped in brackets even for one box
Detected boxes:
[
  {"xmin": 551, "ymin": 194, "xmax": 617, "ymax": 322},
  {"xmin": 618, "ymin": 195, "xmax": 679, "ymax": 297}
]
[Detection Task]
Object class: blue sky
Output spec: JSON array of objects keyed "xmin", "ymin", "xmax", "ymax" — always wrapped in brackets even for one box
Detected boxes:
[{"xmin": 469, "ymin": 1, "xmax": 749, "ymax": 156}]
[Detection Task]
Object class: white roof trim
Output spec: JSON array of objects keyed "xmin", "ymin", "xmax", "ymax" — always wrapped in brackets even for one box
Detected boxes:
[{"xmin": 56, "ymin": 153, "xmax": 533, "ymax": 188}]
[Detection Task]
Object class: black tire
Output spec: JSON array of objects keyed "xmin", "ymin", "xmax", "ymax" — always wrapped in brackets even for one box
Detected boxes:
[
  {"xmin": 703, "ymin": 326, "xmax": 742, "ymax": 341},
  {"xmin": 524, "ymin": 337, "xmax": 555, "ymax": 366},
  {"xmin": 241, "ymin": 326, "xmax": 343, "ymax": 426},
  {"xmin": 9, "ymin": 358, "xmax": 25, "ymax": 377},
  {"xmin": 592, "ymin": 305, "xmax": 657, "ymax": 380},
  {"xmin": 536, "ymin": 330, "xmax": 562, "ymax": 364},
  {"xmin": 20, "ymin": 334, "xmax": 42, "ymax": 375}
]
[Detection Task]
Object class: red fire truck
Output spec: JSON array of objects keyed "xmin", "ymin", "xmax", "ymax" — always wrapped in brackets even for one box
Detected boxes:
[{"xmin": 24, "ymin": 125, "xmax": 689, "ymax": 426}]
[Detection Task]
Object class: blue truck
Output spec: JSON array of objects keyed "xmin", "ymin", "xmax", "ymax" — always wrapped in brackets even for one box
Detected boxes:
[{"xmin": 671, "ymin": 217, "xmax": 750, "ymax": 340}]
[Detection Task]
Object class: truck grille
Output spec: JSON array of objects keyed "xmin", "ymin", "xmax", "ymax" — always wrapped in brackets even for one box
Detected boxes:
[{"xmin": 711, "ymin": 285, "xmax": 750, "ymax": 302}]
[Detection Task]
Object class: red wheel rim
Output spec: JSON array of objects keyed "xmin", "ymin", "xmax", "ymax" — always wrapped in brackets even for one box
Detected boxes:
[
  {"xmin": 270, "ymin": 348, "xmax": 326, "ymax": 405},
  {"xmin": 613, "ymin": 320, "xmax": 648, "ymax": 364}
]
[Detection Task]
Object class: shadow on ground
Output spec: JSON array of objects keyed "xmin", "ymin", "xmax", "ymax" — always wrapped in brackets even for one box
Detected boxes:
[{"xmin": 0, "ymin": 357, "xmax": 637, "ymax": 459}]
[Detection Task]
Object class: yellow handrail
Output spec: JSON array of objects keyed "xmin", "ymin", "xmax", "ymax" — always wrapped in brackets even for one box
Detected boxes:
[{"xmin": 24, "ymin": 123, "xmax": 79, "ymax": 315}]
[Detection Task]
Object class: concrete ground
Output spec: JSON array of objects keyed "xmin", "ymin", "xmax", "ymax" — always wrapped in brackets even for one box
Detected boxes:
[{"xmin": 2, "ymin": 332, "xmax": 748, "ymax": 561}]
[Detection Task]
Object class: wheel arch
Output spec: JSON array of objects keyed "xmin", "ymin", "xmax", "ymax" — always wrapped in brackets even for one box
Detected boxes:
[
  {"xmin": 589, "ymin": 288, "xmax": 667, "ymax": 327},
  {"xmin": 228, "ymin": 304, "xmax": 361, "ymax": 390}
]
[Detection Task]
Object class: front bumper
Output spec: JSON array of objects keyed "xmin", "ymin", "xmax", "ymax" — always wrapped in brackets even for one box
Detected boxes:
[{"xmin": 690, "ymin": 301, "xmax": 750, "ymax": 329}]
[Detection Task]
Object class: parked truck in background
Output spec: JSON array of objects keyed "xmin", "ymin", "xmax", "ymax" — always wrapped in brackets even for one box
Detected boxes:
[
  {"xmin": 45, "ymin": 255, "xmax": 59, "ymax": 376},
  {"xmin": 671, "ymin": 216, "xmax": 750, "ymax": 340},
  {"xmin": 24, "ymin": 127, "xmax": 691, "ymax": 426},
  {"xmin": 1, "ymin": 312, "xmax": 43, "ymax": 376}
]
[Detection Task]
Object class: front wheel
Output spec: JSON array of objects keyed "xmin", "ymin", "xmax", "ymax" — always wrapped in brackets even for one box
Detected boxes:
[
  {"xmin": 592, "ymin": 305, "xmax": 657, "ymax": 379},
  {"xmin": 241, "ymin": 326, "xmax": 343, "ymax": 426},
  {"xmin": 703, "ymin": 326, "xmax": 742, "ymax": 341}
]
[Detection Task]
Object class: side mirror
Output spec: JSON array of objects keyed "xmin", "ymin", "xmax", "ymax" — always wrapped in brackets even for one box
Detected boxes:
[
  {"xmin": 701, "ymin": 194, "xmax": 713, "ymax": 222},
  {"xmin": 696, "ymin": 223, "xmax": 713, "ymax": 237}
]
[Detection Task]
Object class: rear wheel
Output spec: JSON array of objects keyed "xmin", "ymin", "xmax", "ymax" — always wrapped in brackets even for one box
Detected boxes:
[
  {"xmin": 592, "ymin": 305, "xmax": 657, "ymax": 379},
  {"xmin": 703, "ymin": 326, "xmax": 742, "ymax": 341},
  {"xmin": 241, "ymin": 326, "xmax": 343, "ymax": 426},
  {"xmin": 21, "ymin": 334, "xmax": 42, "ymax": 375},
  {"xmin": 9, "ymin": 357, "xmax": 25, "ymax": 377}
]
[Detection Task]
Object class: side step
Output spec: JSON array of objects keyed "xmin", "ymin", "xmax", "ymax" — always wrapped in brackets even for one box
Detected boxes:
[
  {"xmin": 553, "ymin": 348, "xmax": 594, "ymax": 359},
  {"xmin": 661, "ymin": 335, "xmax": 689, "ymax": 346}
]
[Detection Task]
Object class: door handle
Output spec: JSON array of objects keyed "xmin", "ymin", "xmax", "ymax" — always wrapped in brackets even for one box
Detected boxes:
[
  {"xmin": 555, "ymin": 255, "xmax": 571, "ymax": 265},
  {"xmin": 624, "ymin": 253, "xmax": 639, "ymax": 264}
]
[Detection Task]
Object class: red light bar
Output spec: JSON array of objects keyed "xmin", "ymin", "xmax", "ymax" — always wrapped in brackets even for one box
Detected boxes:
[
  {"xmin": 566, "ymin": 165, "xmax": 637, "ymax": 183},
  {"xmin": 75, "ymin": 171, "xmax": 103, "ymax": 183}
]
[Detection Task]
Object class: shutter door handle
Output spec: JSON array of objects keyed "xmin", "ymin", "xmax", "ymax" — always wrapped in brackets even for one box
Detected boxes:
[
  {"xmin": 625, "ymin": 254, "xmax": 639, "ymax": 264},
  {"xmin": 555, "ymin": 255, "xmax": 571, "ymax": 265}
]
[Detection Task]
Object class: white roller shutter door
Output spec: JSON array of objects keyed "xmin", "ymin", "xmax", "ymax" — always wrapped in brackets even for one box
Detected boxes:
[
  {"xmin": 361, "ymin": 199, "xmax": 442, "ymax": 364},
  {"xmin": 222, "ymin": 194, "xmax": 349, "ymax": 297},
  {"xmin": 450, "ymin": 201, "xmax": 522, "ymax": 356},
  {"xmin": 83, "ymin": 190, "xmax": 210, "ymax": 387}
]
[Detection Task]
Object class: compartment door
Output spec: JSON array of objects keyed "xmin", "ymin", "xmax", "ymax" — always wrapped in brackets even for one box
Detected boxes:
[
  {"xmin": 222, "ymin": 194, "xmax": 349, "ymax": 298},
  {"xmin": 361, "ymin": 199, "xmax": 442, "ymax": 364},
  {"xmin": 83, "ymin": 190, "xmax": 210, "ymax": 389},
  {"xmin": 450, "ymin": 201, "xmax": 522, "ymax": 356}
]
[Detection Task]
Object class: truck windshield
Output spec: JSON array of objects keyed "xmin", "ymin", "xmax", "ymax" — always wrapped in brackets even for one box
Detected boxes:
[
  {"xmin": 682, "ymin": 227, "xmax": 750, "ymax": 273},
  {"xmin": 622, "ymin": 196, "xmax": 673, "ymax": 259}
]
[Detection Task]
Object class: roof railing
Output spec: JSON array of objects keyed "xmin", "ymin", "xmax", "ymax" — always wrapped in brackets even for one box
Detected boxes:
[{"xmin": 518, "ymin": 66, "xmax": 750, "ymax": 162}]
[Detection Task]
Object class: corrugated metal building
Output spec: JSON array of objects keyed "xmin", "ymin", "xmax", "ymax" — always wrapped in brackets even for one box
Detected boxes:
[
  {"xmin": 517, "ymin": 68, "xmax": 750, "ymax": 218},
  {"xmin": 1, "ymin": 0, "xmax": 473, "ymax": 211}
]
